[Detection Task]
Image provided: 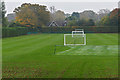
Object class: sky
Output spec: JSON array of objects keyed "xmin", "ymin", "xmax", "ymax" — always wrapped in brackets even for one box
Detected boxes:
[
  {"xmin": 3, "ymin": 0, "xmax": 120, "ymax": 2},
  {"xmin": 3, "ymin": 0, "xmax": 119, "ymax": 15}
]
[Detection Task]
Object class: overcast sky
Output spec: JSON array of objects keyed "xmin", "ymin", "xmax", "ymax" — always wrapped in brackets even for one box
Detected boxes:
[
  {"xmin": 3, "ymin": 0, "xmax": 120, "ymax": 2},
  {"xmin": 3, "ymin": 0, "xmax": 119, "ymax": 15}
]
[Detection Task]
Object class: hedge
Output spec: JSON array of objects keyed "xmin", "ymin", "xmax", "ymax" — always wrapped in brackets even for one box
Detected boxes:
[
  {"xmin": 2, "ymin": 27, "xmax": 39, "ymax": 38},
  {"xmin": 2, "ymin": 26, "xmax": 118, "ymax": 38},
  {"xmin": 40, "ymin": 26, "xmax": 118, "ymax": 33}
]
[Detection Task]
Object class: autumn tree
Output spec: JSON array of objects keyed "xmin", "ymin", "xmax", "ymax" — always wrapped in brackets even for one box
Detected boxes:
[
  {"xmin": 14, "ymin": 7, "xmax": 38, "ymax": 27},
  {"xmin": 28, "ymin": 4, "xmax": 50, "ymax": 26},
  {"xmin": 98, "ymin": 8, "xmax": 120, "ymax": 26},
  {"xmin": 109, "ymin": 8, "xmax": 119, "ymax": 26},
  {"xmin": 99, "ymin": 16, "xmax": 110, "ymax": 26},
  {"xmin": 14, "ymin": 3, "xmax": 50, "ymax": 27}
]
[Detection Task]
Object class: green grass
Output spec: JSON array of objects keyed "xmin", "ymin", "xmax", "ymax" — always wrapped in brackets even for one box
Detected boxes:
[
  {"xmin": 2, "ymin": 33, "xmax": 118, "ymax": 78},
  {"xmin": 65, "ymin": 35, "xmax": 84, "ymax": 44},
  {"xmin": 56, "ymin": 45, "xmax": 118, "ymax": 55}
]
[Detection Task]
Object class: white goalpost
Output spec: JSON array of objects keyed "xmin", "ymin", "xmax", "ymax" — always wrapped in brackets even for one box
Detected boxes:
[
  {"xmin": 72, "ymin": 31, "xmax": 84, "ymax": 37},
  {"xmin": 64, "ymin": 28, "xmax": 86, "ymax": 46},
  {"xmin": 75, "ymin": 29, "xmax": 84, "ymax": 31},
  {"xmin": 64, "ymin": 34, "xmax": 86, "ymax": 46}
]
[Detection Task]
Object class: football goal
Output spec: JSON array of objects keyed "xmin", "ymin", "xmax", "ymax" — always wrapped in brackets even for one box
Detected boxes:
[
  {"xmin": 75, "ymin": 29, "xmax": 84, "ymax": 31},
  {"xmin": 72, "ymin": 31, "xmax": 84, "ymax": 37},
  {"xmin": 64, "ymin": 34, "xmax": 86, "ymax": 46}
]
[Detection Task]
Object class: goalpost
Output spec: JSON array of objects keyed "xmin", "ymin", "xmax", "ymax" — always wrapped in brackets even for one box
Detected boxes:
[
  {"xmin": 72, "ymin": 29, "xmax": 84, "ymax": 37},
  {"xmin": 64, "ymin": 28, "xmax": 86, "ymax": 46},
  {"xmin": 72, "ymin": 31, "xmax": 84, "ymax": 37},
  {"xmin": 75, "ymin": 29, "xmax": 84, "ymax": 31},
  {"xmin": 64, "ymin": 34, "xmax": 86, "ymax": 46}
]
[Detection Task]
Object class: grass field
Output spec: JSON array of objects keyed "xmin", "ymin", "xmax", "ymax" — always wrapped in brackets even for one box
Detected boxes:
[{"xmin": 2, "ymin": 33, "xmax": 118, "ymax": 78}]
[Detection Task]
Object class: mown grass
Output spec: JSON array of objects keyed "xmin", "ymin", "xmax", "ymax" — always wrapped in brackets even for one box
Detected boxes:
[{"xmin": 2, "ymin": 33, "xmax": 118, "ymax": 78}]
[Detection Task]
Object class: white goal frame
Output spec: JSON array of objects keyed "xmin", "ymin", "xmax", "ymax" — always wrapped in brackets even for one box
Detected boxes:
[
  {"xmin": 72, "ymin": 31, "xmax": 84, "ymax": 37},
  {"xmin": 64, "ymin": 34, "xmax": 86, "ymax": 46},
  {"xmin": 75, "ymin": 29, "xmax": 84, "ymax": 31}
]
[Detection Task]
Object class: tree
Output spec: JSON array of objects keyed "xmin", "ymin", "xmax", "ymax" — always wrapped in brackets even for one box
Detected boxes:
[
  {"xmin": 87, "ymin": 19, "xmax": 95, "ymax": 26},
  {"xmin": 15, "ymin": 7, "xmax": 38, "ymax": 27},
  {"xmin": 67, "ymin": 20, "xmax": 77, "ymax": 26},
  {"xmin": 0, "ymin": 2, "xmax": 2, "ymax": 24},
  {"xmin": 98, "ymin": 9, "xmax": 110, "ymax": 15},
  {"xmin": 98, "ymin": 8, "xmax": 119, "ymax": 26},
  {"xmin": 29, "ymin": 4, "xmax": 50, "ymax": 26},
  {"xmin": 99, "ymin": 16, "xmax": 109, "ymax": 26},
  {"xmin": 72, "ymin": 12, "xmax": 80, "ymax": 19},
  {"xmin": 109, "ymin": 8, "xmax": 119, "ymax": 26},
  {"xmin": 80, "ymin": 10, "xmax": 98, "ymax": 21},
  {"xmin": 0, "ymin": 1, "xmax": 8, "ymax": 27},
  {"xmin": 98, "ymin": 9, "xmax": 110, "ymax": 21},
  {"xmin": 77, "ymin": 19, "xmax": 86, "ymax": 26},
  {"xmin": 66, "ymin": 16, "xmax": 76, "ymax": 21},
  {"xmin": 14, "ymin": 3, "xmax": 50, "ymax": 27},
  {"xmin": 54, "ymin": 10, "xmax": 65, "ymax": 26}
]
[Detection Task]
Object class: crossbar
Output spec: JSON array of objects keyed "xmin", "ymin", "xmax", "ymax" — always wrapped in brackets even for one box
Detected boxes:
[{"xmin": 75, "ymin": 29, "xmax": 84, "ymax": 31}]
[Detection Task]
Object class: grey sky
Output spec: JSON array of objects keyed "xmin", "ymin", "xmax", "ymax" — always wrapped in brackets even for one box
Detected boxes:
[
  {"xmin": 3, "ymin": 0, "xmax": 120, "ymax": 2},
  {"xmin": 5, "ymin": 1, "xmax": 118, "ymax": 15}
]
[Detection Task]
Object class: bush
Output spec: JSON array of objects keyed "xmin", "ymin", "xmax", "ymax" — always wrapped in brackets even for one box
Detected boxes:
[
  {"xmin": 2, "ymin": 26, "xmax": 118, "ymax": 38},
  {"xmin": 40, "ymin": 26, "xmax": 118, "ymax": 33},
  {"xmin": 2, "ymin": 27, "xmax": 39, "ymax": 38}
]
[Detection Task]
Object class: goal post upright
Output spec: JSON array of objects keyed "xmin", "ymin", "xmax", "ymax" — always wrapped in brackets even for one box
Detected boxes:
[
  {"xmin": 84, "ymin": 34, "xmax": 86, "ymax": 45},
  {"xmin": 64, "ymin": 34, "xmax": 66, "ymax": 46}
]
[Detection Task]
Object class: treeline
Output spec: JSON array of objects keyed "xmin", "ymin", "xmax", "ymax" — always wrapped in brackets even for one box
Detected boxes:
[
  {"xmin": 66, "ymin": 9, "xmax": 119, "ymax": 27},
  {"xmin": 66, "ymin": 11, "xmax": 96, "ymax": 26},
  {"xmin": 2, "ymin": 26, "xmax": 118, "ymax": 38},
  {"xmin": 6, "ymin": 3, "xmax": 65, "ymax": 27},
  {"xmin": 1, "ymin": 2, "xmax": 119, "ymax": 38},
  {"xmin": 2, "ymin": 2, "xmax": 119, "ymax": 28},
  {"xmin": 97, "ymin": 8, "xmax": 119, "ymax": 26}
]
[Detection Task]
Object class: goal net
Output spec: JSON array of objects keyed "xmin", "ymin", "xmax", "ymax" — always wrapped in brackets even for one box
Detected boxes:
[{"xmin": 64, "ymin": 34, "xmax": 86, "ymax": 46}]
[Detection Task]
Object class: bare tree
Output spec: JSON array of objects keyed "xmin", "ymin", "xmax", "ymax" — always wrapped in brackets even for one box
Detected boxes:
[
  {"xmin": 50, "ymin": 6, "xmax": 56, "ymax": 21},
  {"xmin": 98, "ymin": 9, "xmax": 110, "ymax": 20}
]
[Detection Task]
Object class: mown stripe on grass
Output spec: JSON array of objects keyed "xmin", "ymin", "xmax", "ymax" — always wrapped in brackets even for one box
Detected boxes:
[{"xmin": 56, "ymin": 45, "xmax": 118, "ymax": 56}]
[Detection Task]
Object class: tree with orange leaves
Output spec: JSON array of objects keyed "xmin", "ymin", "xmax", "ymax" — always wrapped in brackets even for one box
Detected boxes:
[
  {"xmin": 14, "ymin": 3, "xmax": 50, "ymax": 27},
  {"xmin": 98, "ymin": 8, "xmax": 120, "ymax": 26},
  {"xmin": 15, "ymin": 7, "xmax": 38, "ymax": 27}
]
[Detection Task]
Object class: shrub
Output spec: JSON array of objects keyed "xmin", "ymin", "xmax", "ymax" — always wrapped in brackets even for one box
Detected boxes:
[{"xmin": 2, "ymin": 27, "xmax": 39, "ymax": 38}]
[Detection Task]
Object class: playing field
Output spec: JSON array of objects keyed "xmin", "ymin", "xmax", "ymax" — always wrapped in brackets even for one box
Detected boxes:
[{"xmin": 2, "ymin": 33, "xmax": 118, "ymax": 78}]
